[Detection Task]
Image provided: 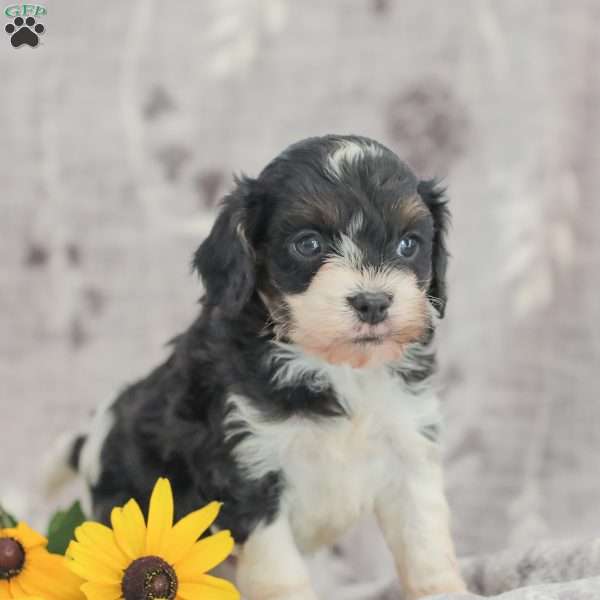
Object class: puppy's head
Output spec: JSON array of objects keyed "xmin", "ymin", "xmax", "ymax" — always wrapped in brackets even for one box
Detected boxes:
[{"xmin": 194, "ymin": 135, "xmax": 449, "ymax": 368}]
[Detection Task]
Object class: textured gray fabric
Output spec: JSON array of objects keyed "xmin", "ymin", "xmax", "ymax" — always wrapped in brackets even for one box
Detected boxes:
[
  {"xmin": 309, "ymin": 536, "xmax": 600, "ymax": 598},
  {"xmin": 1, "ymin": 1, "xmax": 600, "ymax": 598},
  {"xmin": 460, "ymin": 538, "xmax": 600, "ymax": 597}
]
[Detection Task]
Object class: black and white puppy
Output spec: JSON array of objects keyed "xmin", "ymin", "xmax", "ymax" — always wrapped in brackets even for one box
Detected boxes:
[{"xmin": 69, "ymin": 135, "xmax": 466, "ymax": 599}]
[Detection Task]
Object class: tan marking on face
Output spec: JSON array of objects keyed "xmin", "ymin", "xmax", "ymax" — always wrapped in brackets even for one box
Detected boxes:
[
  {"xmin": 285, "ymin": 258, "xmax": 429, "ymax": 368},
  {"xmin": 287, "ymin": 197, "xmax": 341, "ymax": 228},
  {"xmin": 397, "ymin": 195, "xmax": 431, "ymax": 226}
]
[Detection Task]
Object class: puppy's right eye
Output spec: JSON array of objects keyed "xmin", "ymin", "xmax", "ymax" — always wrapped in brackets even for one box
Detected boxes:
[{"xmin": 292, "ymin": 232, "xmax": 323, "ymax": 258}]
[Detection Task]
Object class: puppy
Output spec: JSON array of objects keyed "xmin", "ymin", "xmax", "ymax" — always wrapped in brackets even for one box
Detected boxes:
[{"xmin": 67, "ymin": 135, "xmax": 466, "ymax": 600}]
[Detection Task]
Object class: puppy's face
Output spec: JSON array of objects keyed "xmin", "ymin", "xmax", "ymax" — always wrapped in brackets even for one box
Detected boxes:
[
  {"xmin": 262, "ymin": 165, "xmax": 435, "ymax": 368},
  {"xmin": 195, "ymin": 136, "xmax": 448, "ymax": 369}
]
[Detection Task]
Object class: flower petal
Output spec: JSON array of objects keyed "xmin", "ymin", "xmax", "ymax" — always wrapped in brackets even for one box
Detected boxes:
[
  {"xmin": 65, "ymin": 541, "xmax": 122, "ymax": 586},
  {"xmin": 175, "ymin": 531, "xmax": 234, "ymax": 580},
  {"xmin": 164, "ymin": 502, "xmax": 221, "ymax": 565},
  {"xmin": 9, "ymin": 576, "xmax": 28, "ymax": 597},
  {"xmin": 0, "ymin": 581, "xmax": 9, "ymax": 600},
  {"xmin": 111, "ymin": 499, "xmax": 146, "ymax": 560},
  {"xmin": 73, "ymin": 523, "xmax": 128, "ymax": 570},
  {"xmin": 178, "ymin": 574, "xmax": 240, "ymax": 600},
  {"xmin": 81, "ymin": 581, "xmax": 122, "ymax": 600},
  {"xmin": 66, "ymin": 539, "xmax": 124, "ymax": 582},
  {"xmin": 12, "ymin": 577, "xmax": 48, "ymax": 599},
  {"xmin": 145, "ymin": 478, "xmax": 174, "ymax": 556},
  {"xmin": 3, "ymin": 522, "xmax": 47, "ymax": 550},
  {"xmin": 20, "ymin": 548, "xmax": 84, "ymax": 600}
]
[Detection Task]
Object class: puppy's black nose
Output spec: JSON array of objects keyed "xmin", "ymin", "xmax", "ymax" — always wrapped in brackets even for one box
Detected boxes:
[{"xmin": 347, "ymin": 292, "xmax": 392, "ymax": 325}]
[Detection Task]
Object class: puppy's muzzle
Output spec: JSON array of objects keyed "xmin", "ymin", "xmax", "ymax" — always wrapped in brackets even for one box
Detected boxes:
[{"xmin": 347, "ymin": 291, "xmax": 392, "ymax": 325}]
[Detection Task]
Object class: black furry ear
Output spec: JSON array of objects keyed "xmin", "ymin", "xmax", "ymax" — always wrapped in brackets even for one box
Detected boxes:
[
  {"xmin": 193, "ymin": 176, "xmax": 262, "ymax": 317},
  {"xmin": 417, "ymin": 179, "xmax": 450, "ymax": 318}
]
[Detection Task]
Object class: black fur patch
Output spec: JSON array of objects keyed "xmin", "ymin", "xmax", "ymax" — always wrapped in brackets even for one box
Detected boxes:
[
  {"xmin": 68, "ymin": 435, "xmax": 87, "ymax": 471},
  {"xmin": 417, "ymin": 179, "xmax": 450, "ymax": 317}
]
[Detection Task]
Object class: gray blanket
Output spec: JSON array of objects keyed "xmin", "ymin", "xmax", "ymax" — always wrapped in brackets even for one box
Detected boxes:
[
  {"xmin": 458, "ymin": 538, "xmax": 600, "ymax": 598},
  {"xmin": 308, "ymin": 537, "xmax": 600, "ymax": 599}
]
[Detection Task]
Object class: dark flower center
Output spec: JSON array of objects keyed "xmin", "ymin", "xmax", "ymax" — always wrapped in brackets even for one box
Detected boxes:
[
  {"xmin": 0, "ymin": 537, "xmax": 25, "ymax": 580},
  {"xmin": 122, "ymin": 556, "xmax": 178, "ymax": 600}
]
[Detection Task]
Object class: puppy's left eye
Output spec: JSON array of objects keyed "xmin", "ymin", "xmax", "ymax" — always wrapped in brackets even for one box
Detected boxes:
[
  {"xmin": 292, "ymin": 232, "xmax": 323, "ymax": 258},
  {"xmin": 397, "ymin": 235, "xmax": 420, "ymax": 259}
]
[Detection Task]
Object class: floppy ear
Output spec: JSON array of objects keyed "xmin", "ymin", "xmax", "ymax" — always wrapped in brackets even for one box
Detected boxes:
[
  {"xmin": 193, "ymin": 176, "xmax": 261, "ymax": 317},
  {"xmin": 417, "ymin": 179, "xmax": 450, "ymax": 318}
]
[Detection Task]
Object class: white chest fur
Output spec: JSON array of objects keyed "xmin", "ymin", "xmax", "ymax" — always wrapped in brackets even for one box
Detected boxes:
[{"xmin": 226, "ymin": 359, "xmax": 441, "ymax": 554}]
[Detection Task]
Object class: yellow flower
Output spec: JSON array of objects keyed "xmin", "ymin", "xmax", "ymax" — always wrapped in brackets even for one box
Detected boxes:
[
  {"xmin": 66, "ymin": 478, "xmax": 240, "ymax": 600},
  {"xmin": 0, "ymin": 521, "xmax": 84, "ymax": 600}
]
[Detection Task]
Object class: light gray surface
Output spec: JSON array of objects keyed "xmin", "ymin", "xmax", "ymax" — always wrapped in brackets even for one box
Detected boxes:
[{"xmin": 1, "ymin": 1, "xmax": 600, "ymax": 597}]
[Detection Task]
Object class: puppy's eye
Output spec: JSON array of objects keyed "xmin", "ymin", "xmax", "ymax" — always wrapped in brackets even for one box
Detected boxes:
[
  {"xmin": 397, "ymin": 235, "xmax": 420, "ymax": 259},
  {"xmin": 293, "ymin": 232, "xmax": 323, "ymax": 258}
]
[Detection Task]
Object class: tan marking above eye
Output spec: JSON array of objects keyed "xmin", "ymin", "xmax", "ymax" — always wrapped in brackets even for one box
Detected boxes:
[
  {"xmin": 397, "ymin": 195, "xmax": 431, "ymax": 226},
  {"xmin": 287, "ymin": 198, "xmax": 341, "ymax": 227}
]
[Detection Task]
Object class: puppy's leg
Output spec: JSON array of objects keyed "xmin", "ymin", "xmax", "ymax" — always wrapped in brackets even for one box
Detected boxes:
[
  {"xmin": 375, "ymin": 441, "xmax": 466, "ymax": 600},
  {"xmin": 236, "ymin": 513, "xmax": 318, "ymax": 600}
]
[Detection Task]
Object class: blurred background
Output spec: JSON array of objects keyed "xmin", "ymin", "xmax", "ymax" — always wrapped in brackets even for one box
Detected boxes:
[{"xmin": 2, "ymin": 0, "xmax": 600, "ymax": 595}]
